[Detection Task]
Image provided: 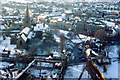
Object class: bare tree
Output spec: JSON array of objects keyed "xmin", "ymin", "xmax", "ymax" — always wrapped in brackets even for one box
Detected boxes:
[
  {"xmin": 94, "ymin": 29, "xmax": 108, "ymax": 51},
  {"xmin": 29, "ymin": 45, "xmax": 37, "ymax": 56},
  {"xmin": 60, "ymin": 34, "xmax": 66, "ymax": 53},
  {"xmin": 104, "ymin": 46, "xmax": 112, "ymax": 63},
  {"xmin": 94, "ymin": 29, "xmax": 109, "ymax": 64},
  {"xmin": 53, "ymin": 28, "xmax": 59, "ymax": 35},
  {"xmin": 94, "ymin": 29, "xmax": 107, "ymax": 42}
]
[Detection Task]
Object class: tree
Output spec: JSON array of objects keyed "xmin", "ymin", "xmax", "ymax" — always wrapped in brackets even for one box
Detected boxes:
[
  {"xmin": 103, "ymin": 65, "xmax": 107, "ymax": 72},
  {"xmin": 94, "ymin": 29, "xmax": 107, "ymax": 42},
  {"xmin": 60, "ymin": 34, "xmax": 66, "ymax": 53},
  {"xmin": 94, "ymin": 29, "xmax": 108, "ymax": 53},
  {"xmin": 43, "ymin": 32, "xmax": 54, "ymax": 45},
  {"xmin": 29, "ymin": 45, "xmax": 37, "ymax": 56},
  {"xmin": 41, "ymin": 32, "xmax": 54, "ymax": 54}
]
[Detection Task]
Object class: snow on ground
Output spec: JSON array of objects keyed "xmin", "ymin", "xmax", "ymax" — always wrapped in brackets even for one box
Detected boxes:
[
  {"xmin": 99, "ymin": 61, "xmax": 118, "ymax": 78},
  {"xmin": 30, "ymin": 68, "xmax": 40, "ymax": 77},
  {"xmin": 65, "ymin": 61, "xmax": 118, "ymax": 79},
  {"xmin": 65, "ymin": 45, "xmax": 119, "ymax": 79},
  {"xmin": 0, "ymin": 37, "xmax": 16, "ymax": 53},
  {"xmin": 64, "ymin": 63, "xmax": 89, "ymax": 78},
  {"xmin": 104, "ymin": 45, "xmax": 119, "ymax": 58},
  {"xmin": 101, "ymin": 45, "xmax": 119, "ymax": 78}
]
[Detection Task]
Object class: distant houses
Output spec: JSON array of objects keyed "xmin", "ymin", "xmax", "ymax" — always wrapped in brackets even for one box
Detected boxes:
[{"xmin": 34, "ymin": 23, "xmax": 50, "ymax": 32}]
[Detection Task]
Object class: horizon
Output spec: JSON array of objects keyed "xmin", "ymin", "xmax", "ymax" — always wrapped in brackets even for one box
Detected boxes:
[{"xmin": 2, "ymin": 0, "xmax": 120, "ymax": 3}]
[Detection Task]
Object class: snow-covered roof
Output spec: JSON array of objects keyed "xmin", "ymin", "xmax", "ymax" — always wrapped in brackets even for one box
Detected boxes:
[
  {"xmin": 10, "ymin": 30, "xmax": 20, "ymax": 33},
  {"xmin": 20, "ymin": 27, "xmax": 30, "ymax": 35},
  {"xmin": 28, "ymin": 32, "xmax": 33, "ymax": 39},
  {"xmin": 37, "ymin": 23, "xmax": 43, "ymax": 27},
  {"xmin": 53, "ymin": 51, "xmax": 61, "ymax": 58},
  {"xmin": 30, "ymin": 68, "xmax": 60, "ymax": 78},
  {"xmin": 51, "ymin": 16, "xmax": 64, "ymax": 21},
  {"xmin": 54, "ymin": 34, "xmax": 60, "ymax": 43},
  {"xmin": 0, "ymin": 25, "xmax": 6, "ymax": 30},
  {"xmin": 14, "ymin": 21, "xmax": 23, "ymax": 24},
  {"xmin": 78, "ymin": 34, "xmax": 88, "ymax": 40},
  {"xmin": 21, "ymin": 34, "xmax": 27, "ymax": 42},
  {"xmin": 59, "ymin": 30, "xmax": 69, "ymax": 34},
  {"xmin": 34, "ymin": 26, "xmax": 40, "ymax": 31},
  {"xmin": 10, "ymin": 49, "xmax": 22, "ymax": 55},
  {"xmin": 34, "ymin": 23, "xmax": 49, "ymax": 32},
  {"xmin": 0, "ymin": 62, "xmax": 10, "ymax": 69},
  {"xmin": 81, "ymin": 13, "xmax": 86, "ymax": 16},
  {"xmin": 78, "ymin": 34, "xmax": 96, "ymax": 41},
  {"xmin": 0, "ymin": 37, "xmax": 16, "ymax": 54},
  {"xmin": 0, "ymin": 18, "xmax": 4, "ymax": 21},
  {"xmin": 50, "ymin": 19, "xmax": 57, "ymax": 23},
  {"xmin": 101, "ymin": 20, "xmax": 115, "ymax": 27},
  {"xmin": 0, "ymin": 15, "xmax": 2, "ymax": 18},
  {"xmin": 59, "ymin": 30, "xmax": 69, "ymax": 38},
  {"xmin": 39, "ymin": 63, "xmax": 53, "ymax": 68},
  {"xmin": 2, "ymin": 16, "xmax": 20, "ymax": 19},
  {"xmin": 38, "ymin": 14, "xmax": 47, "ymax": 19},
  {"xmin": 71, "ymin": 39, "xmax": 82, "ymax": 44},
  {"xmin": 71, "ymin": 34, "xmax": 98, "ymax": 44},
  {"xmin": 61, "ymin": 13, "xmax": 66, "ymax": 17},
  {"xmin": 65, "ymin": 10, "xmax": 72, "ymax": 14},
  {"xmin": 51, "ymin": 12, "xmax": 62, "ymax": 16},
  {"xmin": 45, "ymin": 24, "xmax": 49, "ymax": 28}
]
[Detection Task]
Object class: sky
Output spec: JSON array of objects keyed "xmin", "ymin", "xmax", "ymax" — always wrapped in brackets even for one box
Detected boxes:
[{"xmin": 3, "ymin": 0, "xmax": 120, "ymax": 3}]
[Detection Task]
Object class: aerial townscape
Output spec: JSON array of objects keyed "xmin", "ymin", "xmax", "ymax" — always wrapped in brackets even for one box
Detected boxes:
[{"xmin": 0, "ymin": 0, "xmax": 120, "ymax": 80}]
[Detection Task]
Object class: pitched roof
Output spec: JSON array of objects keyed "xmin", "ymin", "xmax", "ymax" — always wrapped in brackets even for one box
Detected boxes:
[
  {"xmin": 21, "ymin": 34, "xmax": 27, "ymax": 42},
  {"xmin": 20, "ymin": 27, "xmax": 30, "ymax": 35},
  {"xmin": 28, "ymin": 32, "xmax": 33, "ymax": 39}
]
